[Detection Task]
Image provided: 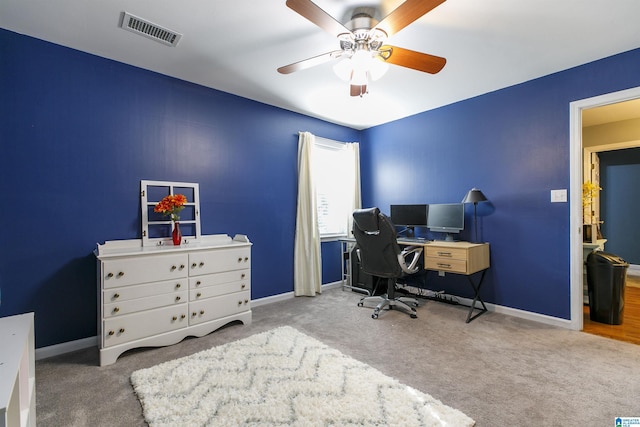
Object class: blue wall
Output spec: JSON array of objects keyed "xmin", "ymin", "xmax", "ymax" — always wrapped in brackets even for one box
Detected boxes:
[
  {"xmin": 0, "ymin": 29, "xmax": 358, "ymax": 347},
  {"xmin": 598, "ymin": 148, "xmax": 640, "ymax": 264},
  {"xmin": 360, "ymin": 48, "xmax": 640, "ymax": 318},
  {"xmin": 2, "ymin": 27, "xmax": 640, "ymax": 348}
]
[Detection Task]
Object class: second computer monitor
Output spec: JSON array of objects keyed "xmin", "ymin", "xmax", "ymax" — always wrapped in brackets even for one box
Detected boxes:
[{"xmin": 427, "ymin": 203, "xmax": 464, "ymax": 241}]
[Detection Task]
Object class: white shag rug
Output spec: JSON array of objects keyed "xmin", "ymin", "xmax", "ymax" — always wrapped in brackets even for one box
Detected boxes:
[{"xmin": 130, "ymin": 326, "xmax": 475, "ymax": 427}]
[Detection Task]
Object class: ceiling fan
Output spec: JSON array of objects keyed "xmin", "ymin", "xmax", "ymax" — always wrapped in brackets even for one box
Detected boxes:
[{"xmin": 277, "ymin": 0, "xmax": 447, "ymax": 97}]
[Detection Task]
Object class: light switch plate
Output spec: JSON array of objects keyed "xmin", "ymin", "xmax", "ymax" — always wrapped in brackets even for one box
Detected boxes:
[{"xmin": 551, "ymin": 189, "xmax": 567, "ymax": 203}]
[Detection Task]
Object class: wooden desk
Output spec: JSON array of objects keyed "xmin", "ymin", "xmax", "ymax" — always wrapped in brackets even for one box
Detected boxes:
[
  {"xmin": 398, "ymin": 240, "xmax": 491, "ymax": 322},
  {"xmin": 341, "ymin": 238, "xmax": 491, "ymax": 322}
]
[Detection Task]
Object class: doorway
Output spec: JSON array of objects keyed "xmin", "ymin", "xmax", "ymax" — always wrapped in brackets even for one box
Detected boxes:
[{"xmin": 569, "ymin": 86, "xmax": 640, "ymax": 336}]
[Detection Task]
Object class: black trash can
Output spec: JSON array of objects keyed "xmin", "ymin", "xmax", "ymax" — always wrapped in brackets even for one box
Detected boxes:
[{"xmin": 586, "ymin": 251, "xmax": 629, "ymax": 325}]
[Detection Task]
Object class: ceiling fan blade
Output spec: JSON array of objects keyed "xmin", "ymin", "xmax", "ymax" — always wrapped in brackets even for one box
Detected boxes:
[
  {"xmin": 350, "ymin": 84, "xmax": 367, "ymax": 97},
  {"xmin": 278, "ymin": 50, "xmax": 344, "ymax": 74},
  {"xmin": 380, "ymin": 45, "xmax": 446, "ymax": 74},
  {"xmin": 286, "ymin": 0, "xmax": 352, "ymax": 38},
  {"xmin": 373, "ymin": 0, "xmax": 446, "ymax": 37}
]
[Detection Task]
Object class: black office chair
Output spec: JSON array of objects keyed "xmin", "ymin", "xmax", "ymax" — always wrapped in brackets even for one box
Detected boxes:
[{"xmin": 352, "ymin": 207, "xmax": 423, "ymax": 318}]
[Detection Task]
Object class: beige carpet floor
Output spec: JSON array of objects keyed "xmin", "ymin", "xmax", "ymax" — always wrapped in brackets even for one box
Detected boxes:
[{"xmin": 35, "ymin": 286, "xmax": 640, "ymax": 426}]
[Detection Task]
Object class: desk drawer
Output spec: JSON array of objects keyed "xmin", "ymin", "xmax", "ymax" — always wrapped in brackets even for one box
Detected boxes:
[
  {"xmin": 425, "ymin": 247, "xmax": 466, "ymax": 260},
  {"xmin": 425, "ymin": 257, "xmax": 467, "ymax": 273}
]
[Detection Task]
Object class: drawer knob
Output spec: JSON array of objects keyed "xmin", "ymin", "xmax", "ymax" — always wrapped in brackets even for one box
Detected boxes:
[
  {"xmin": 113, "ymin": 307, "xmax": 120, "ymax": 313},
  {"xmin": 244, "ymin": 257, "xmax": 249, "ymax": 262},
  {"xmin": 172, "ymin": 316, "xmax": 177, "ymax": 321},
  {"xmin": 180, "ymin": 264, "xmax": 185, "ymax": 269},
  {"xmin": 176, "ymin": 296, "xmax": 181, "ymax": 302},
  {"xmin": 241, "ymin": 273, "xmax": 246, "ymax": 278},
  {"xmin": 192, "ymin": 262, "xmax": 197, "ymax": 268},
  {"xmin": 238, "ymin": 300, "xmax": 242, "ymax": 306},
  {"xmin": 199, "ymin": 262, "xmax": 205, "ymax": 267},
  {"xmin": 181, "ymin": 314, "xmax": 186, "ymax": 319},
  {"xmin": 117, "ymin": 271, "xmax": 125, "ymax": 277},
  {"xmin": 196, "ymin": 281, "xmax": 201, "ymax": 286},
  {"xmin": 238, "ymin": 257, "xmax": 242, "ymax": 262},
  {"xmin": 244, "ymin": 299, "xmax": 249, "ymax": 304},
  {"xmin": 241, "ymin": 284, "xmax": 246, "ymax": 289},
  {"xmin": 176, "ymin": 283, "xmax": 181, "ymax": 289},
  {"xmin": 113, "ymin": 293, "xmax": 120, "ymax": 299},
  {"xmin": 108, "ymin": 330, "xmax": 114, "ymax": 336},
  {"xmin": 107, "ymin": 272, "xmax": 114, "ymax": 278},
  {"xmin": 171, "ymin": 265, "xmax": 177, "ymax": 270},
  {"xmin": 119, "ymin": 328, "xmax": 125, "ymax": 333},
  {"xmin": 200, "ymin": 310, "xmax": 205, "ymax": 315},
  {"xmin": 192, "ymin": 311, "xmax": 197, "ymax": 317},
  {"xmin": 197, "ymin": 292, "xmax": 202, "ymax": 298}
]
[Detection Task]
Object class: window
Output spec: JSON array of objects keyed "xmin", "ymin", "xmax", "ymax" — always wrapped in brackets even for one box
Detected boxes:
[{"xmin": 312, "ymin": 138, "xmax": 360, "ymax": 239}]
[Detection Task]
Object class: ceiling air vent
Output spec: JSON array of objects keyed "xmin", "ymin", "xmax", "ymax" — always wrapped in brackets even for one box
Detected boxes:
[{"xmin": 120, "ymin": 12, "xmax": 182, "ymax": 47}]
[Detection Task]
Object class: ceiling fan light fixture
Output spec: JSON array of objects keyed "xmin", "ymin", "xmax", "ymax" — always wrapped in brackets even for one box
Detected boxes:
[
  {"xmin": 333, "ymin": 58, "xmax": 353, "ymax": 81},
  {"xmin": 350, "ymin": 69, "xmax": 369, "ymax": 86},
  {"xmin": 369, "ymin": 57, "xmax": 389, "ymax": 81},
  {"xmin": 351, "ymin": 48, "xmax": 371, "ymax": 70},
  {"xmin": 280, "ymin": 0, "xmax": 447, "ymax": 97}
]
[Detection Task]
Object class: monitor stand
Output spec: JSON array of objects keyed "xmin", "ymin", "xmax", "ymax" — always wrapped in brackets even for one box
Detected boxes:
[{"xmin": 444, "ymin": 233, "xmax": 455, "ymax": 242}]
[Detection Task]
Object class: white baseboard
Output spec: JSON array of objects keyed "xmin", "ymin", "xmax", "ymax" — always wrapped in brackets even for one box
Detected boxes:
[
  {"xmin": 35, "ymin": 280, "xmax": 570, "ymax": 360},
  {"xmin": 35, "ymin": 336, "xmax": 98, "ymax": 361},
  {"xmin": 628, "ymin": 264, "xmax": 640, "ymax": 276},
  {"xmin": 400, "ymin": 286, "xmax": 573, "ymax": 329}
]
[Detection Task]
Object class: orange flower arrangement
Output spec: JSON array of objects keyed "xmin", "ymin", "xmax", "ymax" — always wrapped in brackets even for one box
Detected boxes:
[{"xmin": 154, "ymin": 194, "xmax": 187, "ymax": 222}]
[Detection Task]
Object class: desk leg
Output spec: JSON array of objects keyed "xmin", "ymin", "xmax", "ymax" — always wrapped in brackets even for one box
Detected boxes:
[{"xmin": 465, "ymin": 269, "xmax": 488, "ymax": 323}]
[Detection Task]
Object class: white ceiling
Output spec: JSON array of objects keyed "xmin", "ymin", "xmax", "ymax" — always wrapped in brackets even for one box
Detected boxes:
[{"xmin": 2, "ymin": 0, "xmax": 640, "ymax": 129}]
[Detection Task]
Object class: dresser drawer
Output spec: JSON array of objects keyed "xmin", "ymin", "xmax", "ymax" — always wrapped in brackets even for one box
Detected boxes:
[
  {"xmin": 424, "ymin": 257, "xmax": 467, "ymax": 274},
  {"xmin": 103, "ymin": 279, "xmax": 186, "ymax": 303},
  {"xmin": 102, "ymin": 254, "xmax": 188, "ymax": 288},
  {"xmin": 190, "ymin": 281, "xmax": 249, "ymax": 301},
  {"xmin": 104, "ymin": 290, "xmax": 188, "ymax": 317},
  {"xmin": 102, "ymin": 304, "xmax": 188, "ymax": 347},
  {"xmin": 189, "ymin": 269, "xmax": 250, "ymax": 289},
  {"xmin": 189, "ymin": 247, "xmax": 251, "ymax": 276},
  {"xmin": 425, "ymin": 246, "xmax": 467, "ymax": 260},
  {"xmin": 189, "ymin": 290, "xmax": 251, "ymax": 325}
]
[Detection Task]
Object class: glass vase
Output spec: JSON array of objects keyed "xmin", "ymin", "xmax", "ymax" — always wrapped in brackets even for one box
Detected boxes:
[{"xmin": 172, "ymin": 222, "xmax": 182, "ymax": 245}]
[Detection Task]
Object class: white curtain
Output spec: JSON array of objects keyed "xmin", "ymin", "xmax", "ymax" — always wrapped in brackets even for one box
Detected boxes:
[
  {"xmin": 346, "ymin": 142, "xmax": 362, "ymax": 235},
  {"xmin": 294, "ymin": 131, "xmax": 322, "ymax": 296}
]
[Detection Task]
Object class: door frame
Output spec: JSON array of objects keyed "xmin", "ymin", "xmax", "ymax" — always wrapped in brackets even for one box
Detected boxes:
[{"xmin": 569, "ymin": 86, "xmax": 640, "ymax": 330}]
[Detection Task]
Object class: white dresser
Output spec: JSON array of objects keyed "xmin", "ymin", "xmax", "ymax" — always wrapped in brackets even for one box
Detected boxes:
[{"xmin": 95, "ymin": 234, "xmax": 252, "ymax": 366}]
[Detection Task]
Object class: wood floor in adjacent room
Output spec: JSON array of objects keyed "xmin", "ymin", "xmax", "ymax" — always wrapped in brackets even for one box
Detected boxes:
[{"xmin": 583, "ymin": 275, "xmax": 640, "ymax": 345}]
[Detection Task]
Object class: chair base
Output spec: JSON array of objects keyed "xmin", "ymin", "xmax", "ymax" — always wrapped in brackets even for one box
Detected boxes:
[{"xmin": 358, "ymin": 294, "xmax": 419, "ymax": 319}]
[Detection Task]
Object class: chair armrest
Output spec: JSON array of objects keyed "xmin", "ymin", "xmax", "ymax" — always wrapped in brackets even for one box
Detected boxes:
[{"xmin": 398, "ymin": 246, "xmax": 423, "ymax": 274}]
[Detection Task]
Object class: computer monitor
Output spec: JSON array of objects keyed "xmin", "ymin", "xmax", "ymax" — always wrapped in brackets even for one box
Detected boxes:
[
  {"xmin": 390, "ymin": 204, "xmax": 428, "ymax": 236},
  {"xmin": 426, "ymin": 203, "xmax": 464, "ymax": 241}
]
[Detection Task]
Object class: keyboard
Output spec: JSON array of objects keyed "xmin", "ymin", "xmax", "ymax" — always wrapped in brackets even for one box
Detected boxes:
[{"xmin": 397, "ymin": 237, "xmax": 429, "ymax": 244}]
